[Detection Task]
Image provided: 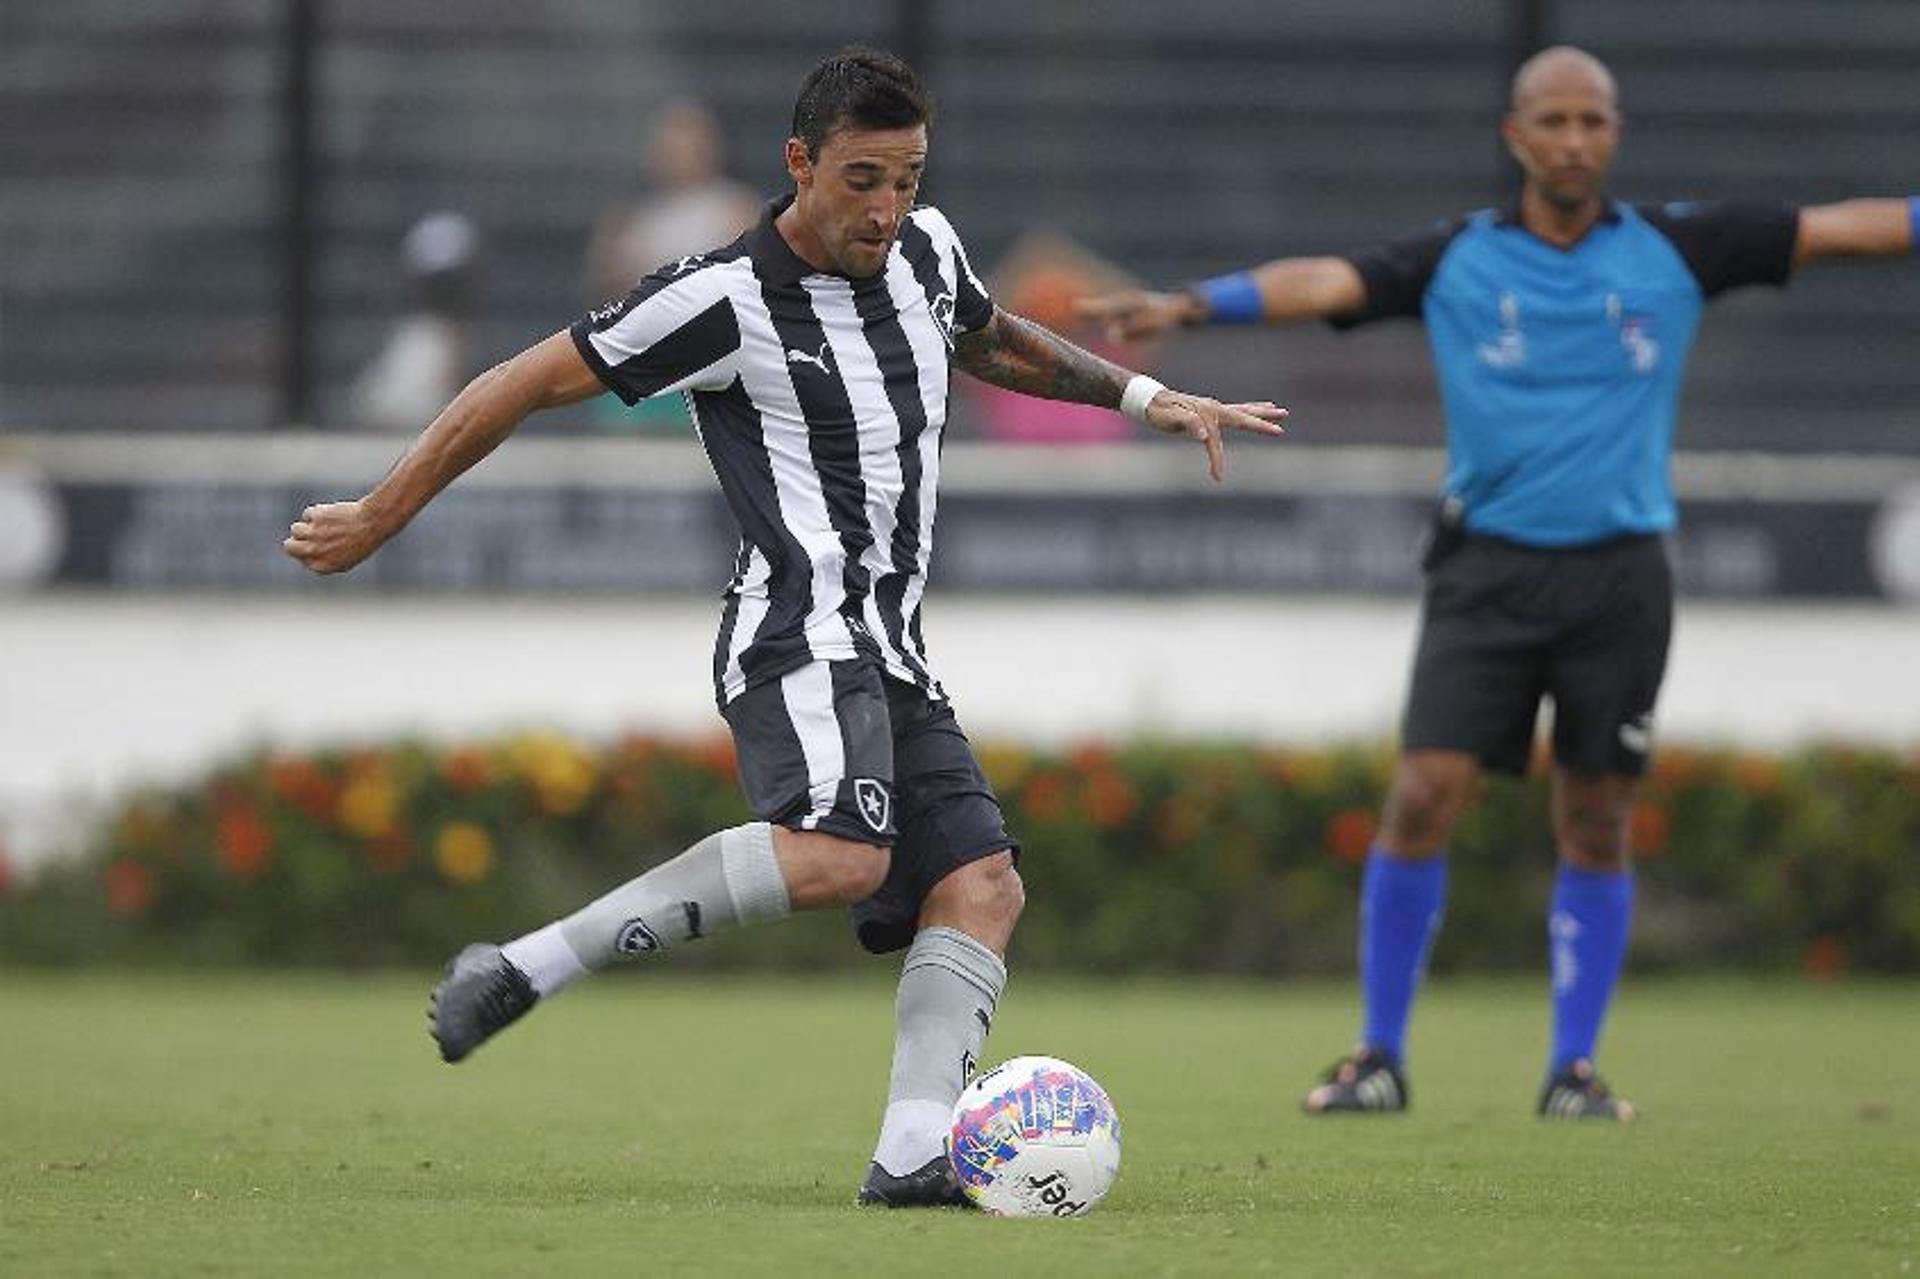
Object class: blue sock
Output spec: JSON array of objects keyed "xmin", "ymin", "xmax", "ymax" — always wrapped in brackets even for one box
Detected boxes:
[
  {"xmin": 1548, "ymin": 865, "xmax": 1636, "ymax": 1075},
  {"xmin": 1359, "ymin": 849, "xmax": 1448, "ymax": 1064}
]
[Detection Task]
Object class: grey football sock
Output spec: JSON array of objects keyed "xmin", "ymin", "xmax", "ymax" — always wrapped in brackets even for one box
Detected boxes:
[
  {"xmin": 502, "ymin": 822, "xmax": 788, "ymax": 995},
  {"xmin": 871, "ymin": 926, "xmax": 1008, "ymax": 1176}
]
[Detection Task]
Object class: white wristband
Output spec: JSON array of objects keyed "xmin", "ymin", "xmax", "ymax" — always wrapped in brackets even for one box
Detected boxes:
[{"xmin": 1120, "ymin": 374, "xmax": 1167, "ymax": 424}]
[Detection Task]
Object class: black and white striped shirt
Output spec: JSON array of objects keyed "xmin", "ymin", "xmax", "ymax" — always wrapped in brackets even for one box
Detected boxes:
[{"xmin": 569, "ymin": 195, "xmax": 995, "ymax": 706}]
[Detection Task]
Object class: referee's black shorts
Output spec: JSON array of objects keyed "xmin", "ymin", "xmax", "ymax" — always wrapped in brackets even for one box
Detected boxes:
[
  {"xmin": 721, "ymin": 658, "xmax": 1018, "ymax": 954},
  {"xmin": 1402, "ymin": 532, "xmax": 1673, "ymax": 777}
]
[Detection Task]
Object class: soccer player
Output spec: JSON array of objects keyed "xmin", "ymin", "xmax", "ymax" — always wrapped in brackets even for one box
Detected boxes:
[
  {"xmin": 1084, "ymin": 45, "xmax": 1915, "ymax": 1121},
  {"xmin": 283, "ymin": 48, "xmax": 1285, "ymax": 1203}
]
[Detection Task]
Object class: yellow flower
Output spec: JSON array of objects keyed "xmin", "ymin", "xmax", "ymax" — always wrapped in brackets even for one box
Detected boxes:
[
  {"xmin": 336, "ymin": 773, "xmax": 399, "ymax": 840},
  {"xmin": 434, "ymin": 821, "xmax": 495, "ymax": 885},
  {"xmin": 506, "ymin": 732, "xmax": 600, "ymax": 815}
]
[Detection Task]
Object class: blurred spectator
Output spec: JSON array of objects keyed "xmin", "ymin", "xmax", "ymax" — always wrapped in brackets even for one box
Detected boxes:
[
  {"xmin": 584, "ymin": 100, "xmax": 759, "ymax": 302},
  {"xmin": 966, "ymin": 229, "xmax": 1155, "ymax": 443},
  {"xmin": 582, "ymin": 101, "xmax": 759, "ymax": 433},
  {"xmin": 348, "ymin": 211, "xmax": 481, "ymax": 432}
]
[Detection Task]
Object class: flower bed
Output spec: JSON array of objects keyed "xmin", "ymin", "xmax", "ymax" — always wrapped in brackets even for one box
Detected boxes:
[{"xmin": 5, "ymin": 734, "xmax": 1916, "ymax": 974}]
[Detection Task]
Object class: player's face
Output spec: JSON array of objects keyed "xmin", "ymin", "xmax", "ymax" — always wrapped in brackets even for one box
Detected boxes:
[
  {"xmin": 787, "ymin": 123, "xmax": 927, "ymax": 277},
  {"xmin": 1503, "ymin": 83, "xmax": 1620, "ymax": 212}
]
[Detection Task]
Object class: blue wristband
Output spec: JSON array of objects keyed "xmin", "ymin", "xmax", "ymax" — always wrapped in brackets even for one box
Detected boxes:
[
  {"xmin": 1909, "ymin": 196, "xmax": 1920, "ymax": 254},
  {"xmin": 1193, "ymin": 272, "xmax": 1265, "ymax": 325}
]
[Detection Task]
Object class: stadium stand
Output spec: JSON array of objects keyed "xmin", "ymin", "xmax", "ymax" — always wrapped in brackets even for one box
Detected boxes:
[{"xmin": 2, "ymin": 0, "xmax": 1916, "ymax": 449}]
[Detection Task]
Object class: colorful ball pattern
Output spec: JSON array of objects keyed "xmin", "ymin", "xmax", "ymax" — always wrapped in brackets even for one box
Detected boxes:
[{"xmin": 947, "ymin": 1055, "xmax": 1123, "ymax": 1217}]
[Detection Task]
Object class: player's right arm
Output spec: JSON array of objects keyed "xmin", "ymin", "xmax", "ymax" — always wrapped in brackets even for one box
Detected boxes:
[
  {"xmin": 1079, "ymin": 257, "xmax": 1368, "ymax": 342},
  {"xmin": 283, "ymin": 332, "xmax": 601, "ymax": 575}
]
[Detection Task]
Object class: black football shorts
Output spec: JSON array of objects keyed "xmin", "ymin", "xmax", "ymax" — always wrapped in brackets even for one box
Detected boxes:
[
  {"xmin": 1401, "ymin": 533, "xmax": 1673, "ymax": 776},
  {"xmin": 722, "ymin": 658, "xmax": 1018, "ymax": 953}
]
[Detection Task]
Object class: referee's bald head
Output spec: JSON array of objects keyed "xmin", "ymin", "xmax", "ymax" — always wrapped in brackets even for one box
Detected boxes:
[{"xmin": 1510, "ymin": 46, "xmax": 1618, "ymax": 114}]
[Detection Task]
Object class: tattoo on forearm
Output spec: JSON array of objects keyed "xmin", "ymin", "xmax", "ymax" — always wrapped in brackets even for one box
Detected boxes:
[{"xmin": 951, "ymin": 311, "xmax": 1130, "ymax": 407}]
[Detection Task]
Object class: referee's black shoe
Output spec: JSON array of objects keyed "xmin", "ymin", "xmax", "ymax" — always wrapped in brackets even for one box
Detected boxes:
[
  {"xmin": 428, "ymin": 943, "xmax": 537, "ymax": 1063},
  {"xmin": 1302, "ymin": 1046, "xmax": 1409, "ymax": 1114},
  {"xmin": 1539, "ymin": 1059, "xmax": 1638, "ymax": 1123},
  {"xmin": 856, "ymin": 1156, "xmax": 971, "ymax": 1208}
]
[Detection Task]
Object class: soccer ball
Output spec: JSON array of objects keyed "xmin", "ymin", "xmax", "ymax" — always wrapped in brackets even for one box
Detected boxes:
[{"xmin": 946, "ymin": 1055, "xmax": 1122, "ymax": 1217}]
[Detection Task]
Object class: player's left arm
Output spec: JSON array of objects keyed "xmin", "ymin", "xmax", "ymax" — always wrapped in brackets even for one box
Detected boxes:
[
  {"xmin": 950, "ymin": 306, "xmax": 1286, "ymax": 481},
  {"xmin": 1794, "ymin": 198, "xmax": 1919, "ymax": 265}
]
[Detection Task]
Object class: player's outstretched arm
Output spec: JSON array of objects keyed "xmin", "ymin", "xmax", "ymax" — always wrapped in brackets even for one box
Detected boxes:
[
  {"xmin": 1078, "ymin": 257, "xmax": 1367, "ymax": 343},
  {"xmin": 950, "ymin": 307, "xmax": 1286, "ymax": 482},
  {"xmin": 1794, "ymin": 198, "xmax": 1919, "ymax": 266},
  {"xmin": 283, "ymin": 330, "xmax": 603, "ymax": 574}
]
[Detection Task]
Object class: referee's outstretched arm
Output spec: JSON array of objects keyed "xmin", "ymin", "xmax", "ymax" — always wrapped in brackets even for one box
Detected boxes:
[
  {"xmin": 1793, "ymin": 198, "xmax": 1918, "ymax": 265},
  {"xmin": 1081, "ymin": 196, "xmax": 1916, "ymax": 344},
  {"xmin": 1078, "ymin": 256, "xmax": 1366, "ymax": 342},
  {"xmin": 283, "ymin": 330, "xmax": 600, "ymax": 575}
]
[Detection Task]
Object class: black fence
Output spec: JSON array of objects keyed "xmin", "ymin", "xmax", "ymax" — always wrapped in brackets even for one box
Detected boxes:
[{"xmin": 3, "ymin": 0, "xmax": 1919, "ymax": 448}]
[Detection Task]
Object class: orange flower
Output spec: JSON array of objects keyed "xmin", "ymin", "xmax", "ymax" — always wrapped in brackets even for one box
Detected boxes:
[
  {"xmin": 1155, "ymin": 796, "xmax": 1203, "ymax": 852},
  {"xmin": 215, "ymin": 806, "xmax": 274, "ymax": 878},
  {"xmin": 1629, "ymin": 803, "xmax": 1670, "ymax": 859},
  {"xmin": 103, "ymin": 858, "xmax": 155, "ymax": 916},
  {"xmin": 1067, "ymin": 742, "xmax": 1114, "ymax": 775},
  {"xmin": 614, "ymin": 733, "xmax": 660, "ymax": 765},
  {"xmin": 441, "ymin": 747, "xmax": 494, "ymax": 794},
  {"xmin": 1732, "ymin": 755, "xmax": 1781, "ymax": 797},
  {"xmin": 1653, "ymin": 746, "xmax": 1708, "ymax": 791},
  {"xmin": 1083, "ymin": 768, "xmax": 1137, "ymax": 829},
  {"xmin": 1324, "ymin": 808, "xmax": 1377, "ymax": 864},
  {"xmin": 1022, "ymin": 772, "xmax": 1070, "ymax": 824},
  {"xmin": 434, "ymin": 821, "xmax": 495, "ymax": 885},
  {"xmin": 366, "ymin": 831, "xmax": 414, "ymax": 874},
  {"xmin": 689, "ymin": 734, "xmax": 737, "ymax": 784},
  {"xmin": 1802, "ymin": 935, "xmax": 1848, "ymax": 983},
  {"xmin": 265, "ymin": 755, "xmax": 337, "ymax": 820}
]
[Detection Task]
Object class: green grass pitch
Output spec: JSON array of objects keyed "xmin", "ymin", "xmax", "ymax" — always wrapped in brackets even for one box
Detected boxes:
[{"xmin": 3, "ymin": 972, "xmax": 1915, "ymax": 1276}]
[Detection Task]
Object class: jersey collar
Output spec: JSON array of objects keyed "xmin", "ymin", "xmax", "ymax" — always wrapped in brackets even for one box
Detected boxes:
[
  {"xmin": 749, "ymin": 194, "xmax": 827, "ymax": 284},
  {"xmin": 1493, "ymin": 197, "xmax": 1624, "ymax": 250},
  {"xmin": 1495, "ymin": 196, "xmax": 1625, "ymax": 225}
]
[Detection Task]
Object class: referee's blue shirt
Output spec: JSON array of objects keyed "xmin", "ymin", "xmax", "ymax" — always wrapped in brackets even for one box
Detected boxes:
[{"xmin": 1332, "ymin": 199, "xmax": 1800, "ymax": 547}]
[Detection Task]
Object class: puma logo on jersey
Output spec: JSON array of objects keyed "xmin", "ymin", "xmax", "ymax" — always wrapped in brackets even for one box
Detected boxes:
[{"xmin": 786, "ymin": 342, "xmax": 833, "ymax": 375}]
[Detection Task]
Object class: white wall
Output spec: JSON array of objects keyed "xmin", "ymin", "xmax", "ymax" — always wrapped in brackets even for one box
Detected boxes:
[{"xmin": 5, "ymin": 593, "xmax": 1918, "ymax": 867}]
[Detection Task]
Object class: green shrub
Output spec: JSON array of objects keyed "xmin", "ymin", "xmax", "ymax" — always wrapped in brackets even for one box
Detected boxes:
[{"xmin": 3, "ymin": 734, "xmax": 1916, "ymax": 974}]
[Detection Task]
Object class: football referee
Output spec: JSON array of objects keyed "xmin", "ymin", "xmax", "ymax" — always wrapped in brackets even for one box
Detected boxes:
[
  {"xmin": 285, "ymin": 47, "xmax": 1284, "ymax": 1205},
  {"xmin": 1085, "ymin": 45, "xmax": 1915, "ymax": 1121}
]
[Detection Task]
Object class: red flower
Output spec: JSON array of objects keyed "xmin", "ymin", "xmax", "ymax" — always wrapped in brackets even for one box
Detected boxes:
[
  {"xmin": 1733, "ymin": 756, "xmax": 1781, "ymax": 798},
  {"xmin": 1802, "ymin": 935, "xmax": 1848, "ymax": 983},
  {"xmin": 1083, "ymin": 768, "xmax": 1137, "ymax": 830},
  {"xmin": 366, "ymin": 831, "xmax": 415, "ymax": 875},
  {"xmin": 689, "ymin": 735, "xmax": 738, "ymax": 782},
  {"xmin": 103, "ymin": 858, "xmax": 155, "ymax": 916},
  {"xmin": 216, "ymin": 806, "xmax": 274, "ymax": 878},
  {"xmin": 266, "ymin": 755, "xmax": 337, "ymax": 820},
  {"xmin": 1067, "ymin": 742, "xmax": 1114, "ymax": 775},
  {"xmin": 440, "ymin": 747, "xmax": 493, "ymax": 794},
  {"xmin": 1022, "ymin": 772, "xmax": 1070, "ymax": 825},
  {"xmin": 1629, "ymin": 803, "xmax": 1670, "ymax": 859},
  {"xmin": 1324, "ymin": 808, "xmax": 1377, "ymax": 864}
]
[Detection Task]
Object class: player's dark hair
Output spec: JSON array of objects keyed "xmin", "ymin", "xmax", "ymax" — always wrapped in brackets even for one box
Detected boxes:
[{"xmin": 791, "ymin": 46, "xmax": 932, "ymax": 158}]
